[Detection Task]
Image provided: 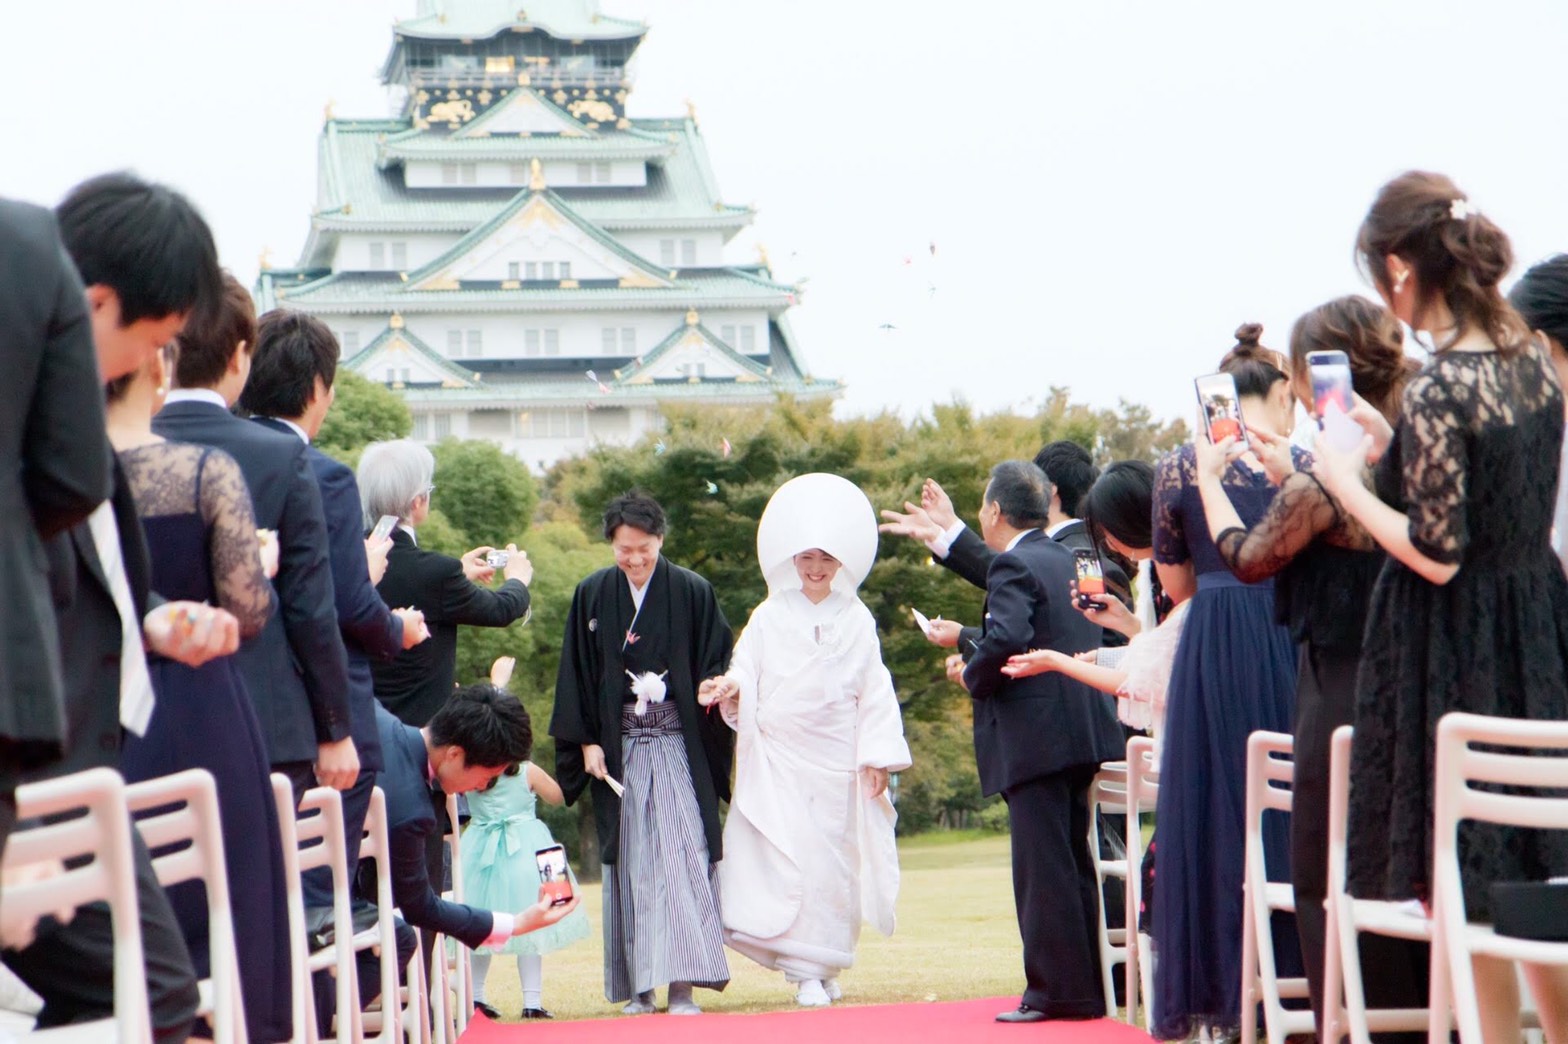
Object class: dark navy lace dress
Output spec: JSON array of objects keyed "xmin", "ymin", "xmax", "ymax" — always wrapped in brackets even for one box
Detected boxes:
[
  {"xmin": 1151, "ymin": 444, "xmax": 1304, "ymax": 1040},
  {"xmin": 118, "ymin": 442, "xmax": 292, "ymax": 1043},
  {"xmin": 1347, "ymin": 348, "xmax": 1568, "ymax": 919}
]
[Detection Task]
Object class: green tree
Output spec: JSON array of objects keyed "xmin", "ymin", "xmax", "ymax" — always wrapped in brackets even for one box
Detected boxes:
[
  {"xmin": 429, "ymin": 439, "xmax": 540, "ymax": 548},
  {"xmin": 316, "ymin": 371, "xmax": 412, "ymax": 463}
]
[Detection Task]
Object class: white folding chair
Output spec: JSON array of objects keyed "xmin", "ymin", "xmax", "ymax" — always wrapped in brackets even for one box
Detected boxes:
[
  {"xmin": 1123, "ymin": 736, "xmax": 1160, "ymax": 1029},
  {"xmin": 1319, "ymin": 726, "xmax": 1431, "ymax": 1044},
  {"xmin": 126, "ymin": 769, "xmax": 247, "ymax": 1044},
  {"xmin": 354, "ymin": 786, "xmax": 426, "ymax": 1044},
  {"xmin": 1089, "ymin": 761, "xmax": 1131, "ymax": 1017},
  {"xmin": 1, "ymin": 767, "xmax": 150, "ymax": 1043},
  {"xmin": 271, "ymin": 776, "xmax": 357, "ymax": 1044},
  {"xmin": 1428, "ymin": 712, "xmax": 1568, "ymax": 1043},
  {"xmin": 428, "ymin": 792, "xmax": 472, "ymax": 1044},
  {"xmin": 1239, "ymin": 731, "xmax": 1313, "ymax": 1044}
]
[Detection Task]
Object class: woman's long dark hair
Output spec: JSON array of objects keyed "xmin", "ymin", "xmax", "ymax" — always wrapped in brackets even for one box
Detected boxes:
[{"xmin": 1081, "ymin": 459, "xmax": 1172, "ymax": 622}]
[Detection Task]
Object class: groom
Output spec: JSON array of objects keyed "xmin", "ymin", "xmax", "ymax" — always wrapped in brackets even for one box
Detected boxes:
[{"xmin": 945, "ymin": 460, "xmax": 1124, "ymax": 1023}]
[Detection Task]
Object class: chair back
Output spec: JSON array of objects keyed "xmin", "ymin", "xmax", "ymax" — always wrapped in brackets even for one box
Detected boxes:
[
  {"xmin": 1123, "ymin": 736, "xmax": 1160, "ymax": 1029},
  {"xmin": 126, "ymin": 769, "xmax": 245, "ymax": 1044},
  {"xmin": 272, "ymin": 775, "xmax": 356, "ymax": 1044},
  {"xmin": 3, "ymin": 767, "xmax": 151, "ymax": 1043}
]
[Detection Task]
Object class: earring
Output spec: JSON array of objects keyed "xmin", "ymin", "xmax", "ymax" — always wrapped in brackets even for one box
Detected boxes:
[
  {"xmin": 156, "ymin": 382, "xmax": 170, "ymax": 396},
  {"xmin": 1393, "ymin": 270, "xmax": 1409, "ymax": 294}
]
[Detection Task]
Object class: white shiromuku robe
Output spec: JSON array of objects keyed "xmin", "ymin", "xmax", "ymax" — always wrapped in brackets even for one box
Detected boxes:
[{"xmin": 717, "ymin": 587, "xmax": 912, "ymax": 982}]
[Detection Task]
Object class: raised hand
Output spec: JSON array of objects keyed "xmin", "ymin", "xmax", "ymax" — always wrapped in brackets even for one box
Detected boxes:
[
  {"xmin": 365, "ymin": 533, "xmax": 393, "ymax": 586},
  {"xmin": 461, "ymin": 546, "xmax": 497, "ymax": 584},
  {"xmin": 1245, "ymin": 425, "xmax": 1296, "ymax": 485},
  {"xmin": 878, "ymin": 501, "xmax": 942, "ymax": 544},
  {"xmin": 921, "ymin": 478, "xmax": 959, "ymax": 530},
  {"xmin": 926, "ymin": 618, "xmax": 962, "ymax": 648},
  {"xmin": 501, "ymin": 545, "xmax": 534, "ymax": 586}
]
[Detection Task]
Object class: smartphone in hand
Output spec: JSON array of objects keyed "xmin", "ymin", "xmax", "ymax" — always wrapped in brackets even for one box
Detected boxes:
[
  {"xmin": 1307, "ymin": 350, "xmax": 1353, "ymax": 421},
  {"xmin": 1195, "ymin": 371, "xmax": 1250, "ymax": 449},
  {"xmin": 1073, "ymin": 548, "xmax": 1108, "ymax": 611},
  {"xmin": 535, "ymin": 845, "xmax": 573, "ymax": 907},
  {"xmin": 370, "ymin": 514, "xmax": 399, "ymax": 543}
]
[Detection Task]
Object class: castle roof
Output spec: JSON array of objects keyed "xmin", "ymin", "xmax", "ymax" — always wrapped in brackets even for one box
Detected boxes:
[{"xmin": 393, "ymin": 0, "xmax": 645, "ymax": 43}]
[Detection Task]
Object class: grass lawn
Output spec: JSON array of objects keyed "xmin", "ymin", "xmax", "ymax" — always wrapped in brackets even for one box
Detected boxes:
[{"xmin": 477, "ymin": 832, "xmax": 1025, "ymax": 1021}]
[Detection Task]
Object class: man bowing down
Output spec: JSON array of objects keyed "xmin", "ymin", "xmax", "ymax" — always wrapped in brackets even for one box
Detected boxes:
[{"xmin": 550, "ymin": 491, "xmax": 734, "ymax": 1015}]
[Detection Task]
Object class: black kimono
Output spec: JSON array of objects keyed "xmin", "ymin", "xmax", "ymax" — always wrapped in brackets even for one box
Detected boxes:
[{"xmin": 550, "ymin": 557, "xmax": 735, "ymax": 863}]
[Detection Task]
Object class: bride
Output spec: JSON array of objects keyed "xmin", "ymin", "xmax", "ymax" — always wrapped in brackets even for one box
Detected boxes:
[{"xmin": 699, "ymin": 473, "xmax": 911, "ymax": 1008}]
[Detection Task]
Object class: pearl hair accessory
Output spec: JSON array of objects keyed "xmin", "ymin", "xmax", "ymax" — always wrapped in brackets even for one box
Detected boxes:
[{"xmin": 1450, "ymin": 198, "xmax": 1480, "ymax": 221}]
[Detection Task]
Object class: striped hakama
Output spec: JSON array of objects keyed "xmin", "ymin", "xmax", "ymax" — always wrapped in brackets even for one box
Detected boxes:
[{"xmin": 601, "ymin": 700, "xmax": 730, "ymax": 1001}]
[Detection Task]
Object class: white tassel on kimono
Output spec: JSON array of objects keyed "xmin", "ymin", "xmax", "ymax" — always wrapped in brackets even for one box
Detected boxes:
[{"xmin": 626, "ymin": 670, "xmax": 668, "ymax": 716}]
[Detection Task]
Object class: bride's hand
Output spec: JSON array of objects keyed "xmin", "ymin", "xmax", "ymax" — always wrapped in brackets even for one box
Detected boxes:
[{"xmin": 1001, "ymin": 649, "xmax": 1068, "ymax": 678}]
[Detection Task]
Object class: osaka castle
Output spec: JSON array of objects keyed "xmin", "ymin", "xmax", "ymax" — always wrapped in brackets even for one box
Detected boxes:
[{"xmin": 258, "ymin": 0, "xmax": 838, "ymax": 467}]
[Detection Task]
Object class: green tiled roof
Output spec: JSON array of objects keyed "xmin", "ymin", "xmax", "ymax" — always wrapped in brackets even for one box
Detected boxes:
[
  {"xmin": 389, "ymin": 374, "xmax": 841, "ymax": 407},
  {"xmin": 300, "ymin": 116, "xmax": 751, "ymax": 265},
  {"xmin": 378, "ymin": 126, "xmax": 674, "ymax": 164},
  {"xmin": 614, "ymin": 320, "xmax": 772, "ymax": 384},
  {"xmin": 271, "ymin": 267, "xmax": 798, "ymax": 314},
  {"xmin": 394, "ymin": 0, "xmax": 644, "ymax": 42},
  {"xmin": 405, "ymin": 185, "xmax": 672, "ymax": 285}
]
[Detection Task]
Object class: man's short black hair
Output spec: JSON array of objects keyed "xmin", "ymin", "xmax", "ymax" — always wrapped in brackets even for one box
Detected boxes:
[
  {"xmin": 239, "ymin": 310, "xmax": 340, "ymax": 419},
  {"xmin": 55, "ymin": 171, "xmax": 221, "ymax": 327},
  {"xmin": 427, "ymin": 684, "xmax": 532, "ymax": 769},
  {"xmin": 603, "ymin": 490, "xmax": 667, "ymax": 540},
  {"xmin": 985, "ymin": 460, "xmax": 1052, "ymax": 530},
  {"xmin": 1032, "ymin": 441, "xmax": 1099, "ymax": 518},
  {"xmin": 174, "ymin": 271, "xmax": 256, "ymax": 390}
]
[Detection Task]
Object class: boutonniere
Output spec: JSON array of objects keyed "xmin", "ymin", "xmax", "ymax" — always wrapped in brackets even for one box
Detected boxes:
[
  {"xmin": 626, "ymin": 670, "xmax": 668, "ymax": 716},
  {"xmin": 624, "ymin": 629, "xmax": 641, "ymax": 646}
]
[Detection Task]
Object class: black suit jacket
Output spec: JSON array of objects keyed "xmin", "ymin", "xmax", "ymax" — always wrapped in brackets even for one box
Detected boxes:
[
  {"xmin": 33, "ymin": 461, "xmax": 157, "ymax": 782},
  {"xmin": 254, "ymin": 419, "xmax": 399, "ymax": 774},
  {"xmin": 0, "ymin": 199, "xmax": 114, "ymax": 773},
  {"xmin": 371, "ymin": 704, "xmax": 494, "ymax": 950},
  {"xmin": 943, "ymin": 521, "xmax": 1131, "ymax": 649},
  {"xmin": 152, "ymin": 400, "xmax": 351, "ymax": 762},
  {"xmin": 962, "ymin": 531, "xmax": 1124, "ymax": 796},
  {"xmin": 371, "ymin": 529, "xmax": 530, "ymax": 728}
]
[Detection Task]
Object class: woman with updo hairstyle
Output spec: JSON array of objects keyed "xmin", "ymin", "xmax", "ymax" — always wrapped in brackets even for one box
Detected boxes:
[
  {"xmin": 1194, "ymin": 297, "xmax": 1425, "ymax": 1038},
  {"xmin": 1314, "ymin": 172, "xmax": 1568, "ymax": 1041},
  {"xmin": 1146, "ymin": 325, "xmax": 1306, "ymax": 1041},
  {"xmin": 1509, "ymin": 253, "xmax": 1568, "ymax": 576}
]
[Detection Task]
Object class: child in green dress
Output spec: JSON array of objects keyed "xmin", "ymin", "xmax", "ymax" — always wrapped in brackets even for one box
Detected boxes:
[{"xmin": 462, "ymin": 658, "xmax": 590, "ymax": 1020}]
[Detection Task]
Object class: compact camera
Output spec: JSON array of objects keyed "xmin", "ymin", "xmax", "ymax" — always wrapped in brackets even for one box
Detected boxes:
[{"xmin": 485, "ymin": 550, "xmax": 510, "ymax": 568}]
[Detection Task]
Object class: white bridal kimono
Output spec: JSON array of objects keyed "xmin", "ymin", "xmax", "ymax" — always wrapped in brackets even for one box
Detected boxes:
[{"xmin": 715, "ymin": 473, "xmax": 912, "ymax": 983}]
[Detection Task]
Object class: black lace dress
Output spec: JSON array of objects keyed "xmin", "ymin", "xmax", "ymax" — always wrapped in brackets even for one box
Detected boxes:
[
  {"xmin": 1347, "ymin": 347, "xmax": 1568, "ymax": 919},
  {"xmin": 117, "ymin": 442, "xmax": 293, "ymax": 1043},
  {"xmin": 1216, "ymin": 473, "xmax": 1427, "ymax": 1039}
]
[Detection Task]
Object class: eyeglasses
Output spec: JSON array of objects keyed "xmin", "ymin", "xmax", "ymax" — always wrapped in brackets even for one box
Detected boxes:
[{"xmin": 419, "ymin": 485, "xmax": 436, "ymax": 498}]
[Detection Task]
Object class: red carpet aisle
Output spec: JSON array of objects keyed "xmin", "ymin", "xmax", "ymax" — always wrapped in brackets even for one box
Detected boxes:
[{"xmin": 458, "ymin": 998, "xmax": 1155, "ymax": 1044}]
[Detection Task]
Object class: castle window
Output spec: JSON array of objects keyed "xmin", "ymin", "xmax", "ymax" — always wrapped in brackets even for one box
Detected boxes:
[
  {"xmin": 525, "ymin": 262, "xmax": 539, "ymax": 280},
  {"xmin": 510, "ymin": 163, "xmax": 528, "ymax": 184},
  {"xmin": 721, "ymin": 324, "xmax": 736, "ymax": 346},
  {"xmin": 595, "ymin": 162, "xmax": 613, "ymax": 184},
  {"xmin": 412, "ymin": 415, "xmax": 429, "ymax": 440},
  {"xmin": 447, "ymin": 330, "xmax": 463, "ymax": 357},
  {"xmin": 544, "ymin": 329, "xmax": 560, "ymax": 355},
  {"xmin": 433, "ymin": 414, "xmax": 451, "ymax": 439},
  {"xmin": 681, "ymin": 239, "xmax": 697, "ymax": 266},
  {"xmin": 621, "ymin": 327, "xmax": 636, "ymax": 352},
  {"xmin": 740, "ymin": 326, "xmax": 756, "ymax": 352},
  {"xmin": 659, "ymin": 240, "xmax": 675, "ymax": 266},
  {"xmin": 460, "ymin": 164, "xmax": 478, "ymax": 185},
  {"xmin": 442, "ymin": 164, "xmax": 459, "ymax": 185},
  {"xmin": 602, "ymin": 328, "xmax": 617, "ymax": 353},
  {"xmin": 340, "ymin": 331, "xmax": 359, "ymax": 354},
  {"xmin": 466, "ymin": 330, "xmax": 483, "ymax": 356},
  {"xmin": 559, "ymin": 261, "xmax": 572, "ymax": 280},
  {"xmin": 390, "ymin": 243, "xmax": 408, "ymax": 270},
  {"xmin": 540, "ymin": 262, "xmax": 555, "ymax": 280},
  {"xmin": 508, "ymin": 261, "xmax": 521, "ymax": 281},
  {"xmin": 576, "ymin": 163, "xmax": 592, "ymax": 183},
  {"xmin": 369, "ymin": 242, "xmax": 386, "ymax": 269}
]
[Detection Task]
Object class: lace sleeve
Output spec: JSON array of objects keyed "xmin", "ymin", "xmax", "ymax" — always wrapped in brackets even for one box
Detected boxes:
[
  {"xmin": 200, "ymin": 449, "xmax": 275, "ymax": 638},
  {"xmin": 1400, "ymin": 369, "xmax": 1469, "ymax": 564},
  {"xmin": 1153, "ymin": 446, "xmax": 1192, "ymax": 565},
  {"xmin": 1214, "ymin": 471, "xmax": 1339, "ymax": 583}
]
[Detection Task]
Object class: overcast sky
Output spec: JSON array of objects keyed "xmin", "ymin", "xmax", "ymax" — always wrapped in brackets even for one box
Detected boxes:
[{"xmin": 6, "ymin": 0, "xmax": 1567, "ymax": 426}]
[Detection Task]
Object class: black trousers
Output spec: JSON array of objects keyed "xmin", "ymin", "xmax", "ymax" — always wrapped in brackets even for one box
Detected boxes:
[
  {"xmin": 3, "ymin": 825, "xmax": 199, "ymax": 1042},
  {"xmin": 276, "ymin": 758, "xmax": 317, "ymax": 810},
  {"xmin": 1004, "ymin": 766, "xmax": 1106, "ymax": 1018},
  {"xmin": 311, "ymin": 912, "xmax": 416, "ymax": 1039},
  {"xmin": 1292, "ymin": 643, "xmax": 1429, "ymax": 1043}
]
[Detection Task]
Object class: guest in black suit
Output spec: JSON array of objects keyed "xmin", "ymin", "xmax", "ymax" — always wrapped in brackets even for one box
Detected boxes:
[
  {"xmin": 152, "ymin": 274, "xmax": 357, "ymax": 800},
  {"xmin": 4, "ymin": 172, "xmax": 233, "ymax": 1042},
  {"xmin": 0, "ymin": 198, "xmax": 114, "ymax": 853},
  {"xmin": 239, "ymin": 310, "xmax": 432, "ymax": 904},
  {"xmin": 945, "ymin": 460, "xmax": 1124, "ymax": 1024},
  {"xmin": 356, "ymin": 440, "xmax": 532, "ymax": 728}
]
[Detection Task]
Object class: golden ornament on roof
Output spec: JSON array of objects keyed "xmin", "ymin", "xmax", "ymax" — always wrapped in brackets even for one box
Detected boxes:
[
  {"xmin": 528, "ymin": 158, "xmax": 546, "ymax": 191},
  {"xmin": 685, "ymin": 309, "xmax": 699, "ymax": 326},
  {"xmin": 390, "ymin": 312, "xmax": 405, "ymax": 329}
]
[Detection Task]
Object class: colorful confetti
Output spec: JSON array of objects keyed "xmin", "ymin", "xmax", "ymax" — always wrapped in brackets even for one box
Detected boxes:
[
  {"xmin": 720, "ymin": 437, "xmax": 732, "ymax": 458},
  {"xmin": 654, "ymin": 440, "xmax": 667, "ymax": 455}
]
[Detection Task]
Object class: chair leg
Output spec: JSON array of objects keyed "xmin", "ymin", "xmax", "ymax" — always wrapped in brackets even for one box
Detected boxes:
[{"xmin": 1240, "ymin": 882, "xmax": 1260, "ymax": 1044}]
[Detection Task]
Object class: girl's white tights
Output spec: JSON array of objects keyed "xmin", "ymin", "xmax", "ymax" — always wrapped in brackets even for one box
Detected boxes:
[{"xmin": 471, "ymin": 952, "xmax": 544, "ymax": 1010}]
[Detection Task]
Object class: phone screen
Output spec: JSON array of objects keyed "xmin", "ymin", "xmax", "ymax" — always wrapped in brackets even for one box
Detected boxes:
[
  {"xmin": 370, "ymin": 514, "xmax": 399, "ymax": 543},
  {"xmin": 1194, "ymin": 372, "xmax": 1249, "ymax": 446},
  {"xmin": 1307, "ymin": 351, "xmax": 1353, "ymax": 422},
  {"xmin": 535, "ymin": 845, "xmax": 573, "ymax": 906},
  {"xmin": 1073, "ymin": 548, "xmax": 1106, "ymax": 609}
]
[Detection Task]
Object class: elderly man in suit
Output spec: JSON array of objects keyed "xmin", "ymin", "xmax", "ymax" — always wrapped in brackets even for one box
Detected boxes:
[
  {"xmin": 945, "ymin": 460, "xmax": 1124, "ymax": 1024},
  {"xmin": 0, "ymin": 197, "xmax": 114, "ymax": 856},
  {"xmin": 4, "ymin": 172, "xmax": 234, "ymax": 1042},
  {"xmin": 152, "ymin": 274, "xmax": 357, "ymax": 802}
]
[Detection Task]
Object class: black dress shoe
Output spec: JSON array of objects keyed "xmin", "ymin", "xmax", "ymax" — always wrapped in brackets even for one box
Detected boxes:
[
  {"xmin": 473, "ymin": 1001, "xmax": 502, "ymax": 1020},
  {"xmin": 996, "ymin": 1005, "xmax": 1048, "ymax": 1024},
  {"xmin": 521, "ymin": 1007, "xmax": 555, "ymax": 1020}
]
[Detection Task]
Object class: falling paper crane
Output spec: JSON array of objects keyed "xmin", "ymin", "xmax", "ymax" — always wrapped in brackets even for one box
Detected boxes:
[
  {"xmin": 720, "ymin": 437, "xmax": 732, "ymax": 458},
  {"xmin": 584, "ymin": 369, "xmax": 611, "ymax": 395},
  {"xmin": 704, "ymin": 480, "xmax": 719, "ymax": 495},
  {"xmin": 654, "ymin": 440, "xmax": 667, "ymax": 455}
]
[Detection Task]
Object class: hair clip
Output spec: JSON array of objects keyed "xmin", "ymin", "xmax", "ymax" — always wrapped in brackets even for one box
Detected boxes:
[{"xmin": 1450, "ymin": 198, "xmax": 1480, "ymax": 221}]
